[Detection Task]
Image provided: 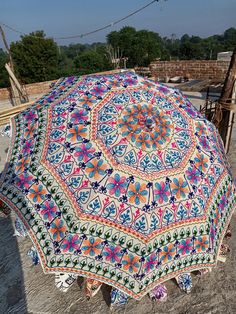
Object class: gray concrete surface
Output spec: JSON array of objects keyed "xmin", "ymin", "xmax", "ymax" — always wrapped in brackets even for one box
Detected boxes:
[{"xmin": 0, "ymin": 93, "xmax": 236, "ymax": 314}]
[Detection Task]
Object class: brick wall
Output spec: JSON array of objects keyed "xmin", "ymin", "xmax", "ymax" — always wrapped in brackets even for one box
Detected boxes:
[
  {"xmin": 0, "ymin": 80, "xmax": 55, "ymax": 101},
  {"xmin": 149, "ymin": 60, "xmax": 230, "ymax": 81}
]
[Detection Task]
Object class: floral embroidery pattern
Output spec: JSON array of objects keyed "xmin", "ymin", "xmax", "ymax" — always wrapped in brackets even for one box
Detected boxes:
[
  {"xmin": 85, "ymin": 159, "xmax": 106, "ymax": 179},
  {"xmin": 82, "ymin": 238, "xmax": 102, "ymax": 256},
  {"xmin": 40, "ymin": 200, "xmax": 57, "ymax": 220},
  {"xmin": 118, "ymin": 103, "xmax": 173, "ymax": 151},
  {"xmin": 28, "ymin": 184, "xmax": 47, "ymax": 203},
  {"xmin": 24, "ymin": 110, "xmax": 37, "ymax": 122},
  {"xmin": 149, "ymin": 284, "xmax": 167, "ymax": 302},
  {"xmin": 219, "ymin": 195, "xmax": 227, "ymax": 210},
  {"xmin": 154, "ymin": 182, "xmax": 170, "ymax": 204},
  {"xmin": 160, "ymin": 244, "xmax": 175, "ymax": 263},
  {"xmin": 195, "ymin": 122, "xmax": 207, "ymax": 136},
  {"xmin": 144, "ymin": 253, "xmax": 157, "ymax": 272},
  {"xmin": 122, "ymin": 254, "xmax": 140, "ymax": 273},
  {"xmin": 61, "ymin": 234, "xmax": 80, "ymax": 252},
  {"xmin": 15, "ymin": 173, "xmax": 33, "ymax": 189},
  {"xmin": 194, "ymin": 153, "xmax": 208, "ymax": 172},
  {"xmin": 15, "ymin": 157, "xmax": 30, "ymax": 174},
  {"xmin": 22, "ymin": 139, "xmax": 34, "ymax": 155},
  {"xmin": 107, "ymin": 174, "xmax": 127, "ymax": 197},
  {"xmin": 178, "ymin": 239, "xmax": 192, "ymax": 255},
  {"xmin": 195, "ymin": 236, "xmax": 209, "ymax": 252},
  {"xmin": 70, "ymin": 109, "xmax": 88, "ymax": 124},
  {"xmin": 186, "ymin": 167, "xmax": 201, "ymax": 185},
  {"xmin": 128, "ymin": 182, "xmax": 148, "ymax": 205},
  {"xmin": 176, "ymin": 273, "xmax": 192, "ymax": 293},
  {"xmin": 74, "ymin": 143, "xmax": 95, "ymax": 162},
  {"xmin": 170, "ymin": 178, "xmax": 188, "ymax": 199},
  {"xmin": 103, "ymin": 245, "xmax": 122, "ymax": 263},
  {"xmin": 67, "ymin": 125, "xmax": 87, "ymax": 142},
  {"xmin": 79, "ymin": 94, "xmax": 96, "ymax": 107},
  {"xmin": 0, "ymin": 72, "xmax": 235, "ymax": 301},
  {"xmin": 199, "ymin": 137, "xmax": 210, "ymax": 150},
  {"xmin": 50, "ymin": 219, "xmax": 67, "ymax": 241},
  {"xmin": 24, "ymin": 125, "xmax": 36, "ymax": 138},
  {"xmin": 91, "ymin": 84, "xmax": 107, "ymax": 97}
]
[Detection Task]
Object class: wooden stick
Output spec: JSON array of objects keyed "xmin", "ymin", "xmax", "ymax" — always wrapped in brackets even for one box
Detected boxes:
[
  {"xmin": 0, "ymin": 101, "xmax": 35, "ymax": 125},
  {"xmin": 218, "ymin": 47, "xmax": 236, "ymax": 145}
]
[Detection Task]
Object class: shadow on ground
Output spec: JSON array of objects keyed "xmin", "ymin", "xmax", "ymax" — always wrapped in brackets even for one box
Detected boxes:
[{"xmin": 0, "ymin": 216, "xmax": 28, "ymax": 314}]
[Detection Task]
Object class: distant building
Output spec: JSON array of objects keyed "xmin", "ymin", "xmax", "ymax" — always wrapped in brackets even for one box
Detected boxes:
[{"xmin": 217, "ymin": 51, "xmax": 233, "ymax": 61}]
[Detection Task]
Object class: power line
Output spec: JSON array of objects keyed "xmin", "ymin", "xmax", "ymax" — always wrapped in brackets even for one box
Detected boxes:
[
  {"xmin": 0, "ymin": 0, "xmax": 159, "ymax": 41},
  {"xmin": 55, "ymin": 0, "xmax": 159, "ymax": 39}
]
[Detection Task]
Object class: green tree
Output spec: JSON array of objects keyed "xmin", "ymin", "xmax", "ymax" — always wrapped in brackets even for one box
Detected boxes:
[
  {"xmin": 134, "ymin": 30, "xmax": 162, "ymax": 66},
  {"xmin": 202, "ymin": 36, "xmax": 224, "ymax": 60},
  {"xmin": 60, "ymin": 43, "xmax": 87, "ymax": 59},
  {"xmin": 107, "ymin": 26, "xmax": 162, "ymax": 67},
  {"xmin": 74, "ymin": 49, "xmax": 110, "ymax": 74},
  {"xmin": 1, "ymin": 26, "xmax": 235, "ymax": 87},
  {"xmin": 161, "ymin": 34, "xmax": 181, "ymax": 60},
  {"xmin": 179, "ymin": 34, "xmax": 205, "ymax": 59},
  {"xmin": 107, "ymin": 27, "xmax": 136, "ymax": 65},
  {"xmin": 0, "ymin": 49, "xmax": 9, "ymax": 87},
  {"xmin": 10, "ymin": 31, "xmax": 59, "ymax": 83},
  {"xmin": 57, "ymin": 43, "xmax": 90, "ymax": 77},
  {"xmin": 223, "ymin": 28, "xmax": 236, "ymax": 50}
]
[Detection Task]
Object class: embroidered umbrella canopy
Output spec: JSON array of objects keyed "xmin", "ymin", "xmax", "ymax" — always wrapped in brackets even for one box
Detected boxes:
[{"xmin": 0, "ymin": 72, "xmax": 235, "ymax": 300}]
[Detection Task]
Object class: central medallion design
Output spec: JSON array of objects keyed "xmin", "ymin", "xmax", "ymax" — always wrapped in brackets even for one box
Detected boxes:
[
  {"xmin": 118, "ymin": 103, "xmax": 173, "ymax": 151},
  {"xmin": 91, "ymin": 88, "xmax": 196, "ymax": 179}
]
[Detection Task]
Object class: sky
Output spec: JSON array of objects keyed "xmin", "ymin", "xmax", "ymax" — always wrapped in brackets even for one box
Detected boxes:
[{"xmin": 0, "ymin": 0, "xmax": 236, "ymax": 48}]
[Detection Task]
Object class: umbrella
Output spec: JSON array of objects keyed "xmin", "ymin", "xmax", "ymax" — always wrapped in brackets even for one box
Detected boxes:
[{"xmin": 0, "ymin": 71, "xmax": 235, "ymax": 301}]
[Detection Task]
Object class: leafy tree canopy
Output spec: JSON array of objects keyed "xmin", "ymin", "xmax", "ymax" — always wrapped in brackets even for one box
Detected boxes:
[
  {"xmin": 0, "ymin": 27, "xmax": 235, "ymax": 88},
  {"xmin": 107, "ymin": 26, "xmax": 163, "ymax": 67},
  {"xmin": 0, "ymin": 49, "xmax": 9, "ymax": 88},
  {"xmin": 74, "ymin": 47, "xmax": 110, "ymax": 75},
  {"xmin": 10, "ymin": 31, "xmax": 59, "ymax": 84}
]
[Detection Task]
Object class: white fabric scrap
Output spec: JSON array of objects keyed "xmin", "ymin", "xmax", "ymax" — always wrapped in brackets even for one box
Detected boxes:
[{"xmin": 55, "ymin": 273, "xmax": 78, "ymax": 292}]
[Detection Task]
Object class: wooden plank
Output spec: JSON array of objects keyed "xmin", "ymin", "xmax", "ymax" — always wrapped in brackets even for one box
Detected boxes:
[
  {"xmin": 0, "ymin": 101, "xmax": 35, "ymax": 125},
  {"xmin": 5, "ymin": 64, "xmax": 25, "ymax": 96},
  {"xmin": 5, "ymin": 63, "xmax": 29, "ymax": 104},
  {"xmin": 9, "ymin": 76, "xmax": 21, "ymax": 107},
  {"xmin": 225, "ymin": 82, "xmax": 236, "ymax": 152}
]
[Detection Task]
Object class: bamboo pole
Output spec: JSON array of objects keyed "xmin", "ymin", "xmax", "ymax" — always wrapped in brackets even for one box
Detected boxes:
[
  {"xmin": 0, "ymin": 26, "xmax": 21, "ymax": 106},
  {"xmin": 218, "ymin": 47, "xmax": 236, "ymax": 145},
  {"xmin": 0, "ymin": 26, "xmax": 13, "ymax": 67},
  {"xmin": 0, "ymin": 26, "xmax": 29, "ymax": 106},
  {"xmin": 225, "ymin": 83, "xmax": 236, "ymax": 153},
  {"xmin": 5, "ymin": 63, "xmax": 26, "ymax": 96}
]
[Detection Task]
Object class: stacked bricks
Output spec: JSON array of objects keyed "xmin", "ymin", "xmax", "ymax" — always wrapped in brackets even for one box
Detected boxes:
[{"xmin": 149, "ymin": 60, "xmax": 230, "ymax": 81}]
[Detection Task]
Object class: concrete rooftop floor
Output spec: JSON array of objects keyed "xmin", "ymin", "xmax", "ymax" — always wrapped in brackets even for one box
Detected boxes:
[{"xmin": 0, "ymin": 92, "xmax": 236, "ymax": 314}]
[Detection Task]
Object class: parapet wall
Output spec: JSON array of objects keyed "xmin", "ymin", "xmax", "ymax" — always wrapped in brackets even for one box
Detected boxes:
[
  {"xmin": 149, "ymin": 60, "xmax": 230, "ymax": 81},
  {"xmin": 0, "ymin": 80, "xmax": 55, "ymax": 101}
]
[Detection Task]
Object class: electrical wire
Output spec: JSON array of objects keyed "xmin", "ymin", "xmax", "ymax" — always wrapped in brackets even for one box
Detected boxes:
[{"xmin": 0, "ymin": 0, "xmax": 159, "ymax": 41}]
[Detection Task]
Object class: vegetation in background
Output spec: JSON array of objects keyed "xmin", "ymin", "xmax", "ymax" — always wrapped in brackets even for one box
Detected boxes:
[
  {"xmin": 107, "ymin": 27, "xmax": 163, "ymax": 67},
  {"xmin": 10, "ymin": 31, "xmax": 59, "ymax": 84},
  {"xmin": 0, "ymin": 48, "xmax": 9, "ymax": 88},
  {"xmin": 74, "ymin": 44, "xmax": 111, "ymax": 75},
  {"xmin": 0, "ymin": 26, "xmax": 235, "ymax": 88}
]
